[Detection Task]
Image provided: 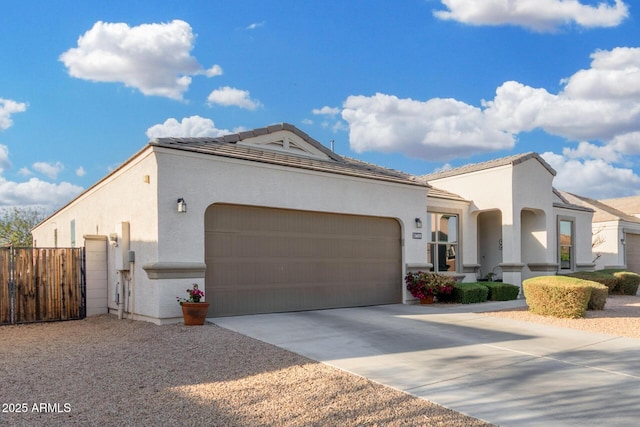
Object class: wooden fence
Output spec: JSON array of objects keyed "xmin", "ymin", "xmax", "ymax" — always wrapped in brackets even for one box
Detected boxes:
[{"xmin": 0, "ymin": 247, "xmax": 86, "ymax": 325}]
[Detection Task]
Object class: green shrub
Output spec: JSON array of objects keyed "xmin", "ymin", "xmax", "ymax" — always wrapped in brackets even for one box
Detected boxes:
[
  {"xmin": 566, "ymin": 271, "xmax": 618, "ymax": 293},
  {"xmin": 452, "ymin": 283, "xmax": 489, "ymax": 304},
  {"xmin": 483, "ymin": 282, "xmax": 520, "ymax": 301},
  {"xmin": 523, "ymin": 276, "xmax": 592, "ymax": 318},
  {"xmin": 611, "ymin": 271, "xmax": 640, "ymax": 295},
  {"xmin": 585, "ymin": 282, "xmax": 608, "ymax": 310}
]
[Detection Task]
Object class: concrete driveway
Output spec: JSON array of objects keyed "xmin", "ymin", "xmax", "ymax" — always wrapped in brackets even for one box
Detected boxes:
[{"xmin": 212, "ymin": 301, "xmax": 640, "ymax": 427}]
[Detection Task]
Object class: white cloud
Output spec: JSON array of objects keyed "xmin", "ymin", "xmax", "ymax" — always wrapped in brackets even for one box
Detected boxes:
[
  {"xmin": 146, "ymin": 115, "xmax": 231, "ymax": 139},
  {"xmin": 0, "ymin": 98, "xmax": 27, "ymax": 130},
  {"xmin": 609, "ymin": 132, "xmax": 640, "ymax": 155},
  {"xmin": 246, "ymin": 21, "xmax": 265, "ymax": 30},
  {"xmin": 204, "ymin": 65, "xmax": 223, "ymax": 78},
  {"xmin": 339, "ymin": 46, "xmax": 640, "ymax": 197},
  {"xmin": 207, "ymin": 86, "xmax": 261, "ymax": 110},
  {"xmin": 0, "ymin": 146, "xmax": 83, "ymax": 209},
  {"xmin": 483, "ymin": 47, "xmax": 640, "ymax": 142},
  {"xmin": 542, "ymin": 152, "xmax": 640, "ymax": 198},
  {"xmin": 75, "ymin": 167, "xmax": 86, "ymax": 177},
  {"xmin": 561, "ymin": 141, "xmax": 621, "ymax": 163},
  {"xmin": 59, "ymin": 20, "xmax": 221, "ymax": 100},
  {"xmin": 434, "ymin": 163, "xmax": 454, "ymax": 173},
  {"xmin": 434, "ymin": 0, "xmax": 629, "ymax": 32},
  {"xmin": 562, "ymin": 47, "xmax": 640, "ymax": 100},
  {"xmin": 33, "ymin": 161, "xmax": 64, "ymax": 180},
  {"xmin": 0, "ymin": 145, "xmax": 10, "ymax": 173},
  {"xmin": 342, "ymin": 93, "xmax": 514, "ymax": 161},
  {"xmin": 331, "ymin": 121, "xmax": 348, "ymax": 133},
  {"xmin": 0, "ymin": 177, "xmax": 83, "ymax": 210},
  {"xmin": 312, "ymin": 106, "xmax": 340, "ymax": 116}
]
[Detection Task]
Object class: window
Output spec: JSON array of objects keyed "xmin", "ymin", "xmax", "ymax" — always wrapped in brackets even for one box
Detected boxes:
[
  {"xmin": 427, "ymin": 213, "xmax": 458, "ymax": 272},
  {"xmin": 559, "ymin": 219, "xmax": 573, "ymax": 270},
  {"xmin": 70, "ymin": 220, "xmax": 76, "ymax": 248}
]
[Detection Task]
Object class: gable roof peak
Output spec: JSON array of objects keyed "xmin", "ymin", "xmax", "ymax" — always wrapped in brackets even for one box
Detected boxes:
[
  {"xmin": 152, "ymin": 122, "xmax": 342, "ymax": 162},
  {"xmin": 150, "ymin": 123, "xmax": 428, "ymax": 188},
  {"xmin": 422, "ymin": 152, "xmax": 556, "ymax": 180}
]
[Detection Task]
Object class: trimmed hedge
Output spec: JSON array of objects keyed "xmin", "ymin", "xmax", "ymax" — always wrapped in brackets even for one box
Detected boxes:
[
  {"xmin": 611, "ymin": 271, "xmax": 640, "ymax": 295},
  {"xmin": 452, "ymin": 283, "xmax": 489, "ymax": 304},
  {"xmin": 523, "ymin": 276, "xmax": 592, "ymax": 318},
  {"xmin": 483, "ymin": 282, "xmax": 520, "ymax": 301},
  {"xmin": 586, "ymin": 282, "xmax": 608, "ymax": 310},
  {"xmin": 568, "ymin": 270, "xmax": 640, "ymax": 295},
  {"xmin": 566, "ymin": 271, "xmax": 618, "ymax": 293}
]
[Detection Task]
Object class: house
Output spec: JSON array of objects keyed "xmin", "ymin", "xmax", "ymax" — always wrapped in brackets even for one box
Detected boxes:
[
  {"xmin": 31, "ymin": 124, "xmax": 598, "ymax": 324},
  {"xmin": 423, "ymin": 153, "xmax": 595, "ymax": 287},
  {"xmin": 558, "ymin": 193, "xmax": 640, "ymax": 274},
  {"xmin": 31, "ymin": 124, "xmax": 429, "ymax": 323}
]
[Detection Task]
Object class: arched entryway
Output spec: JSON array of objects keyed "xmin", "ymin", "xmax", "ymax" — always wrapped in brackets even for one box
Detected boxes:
[{"xmin": 477, "ymin": 210, "xmax": 503, "ymax": 279}]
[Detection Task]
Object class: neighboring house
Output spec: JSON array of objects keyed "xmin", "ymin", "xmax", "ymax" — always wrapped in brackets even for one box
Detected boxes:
[
  {"xmin": 31, "ymin": 125, "xmax": 599, "ymax": 323},
  {"xmin": 559, "ymin": 193, "xmax": 640, "ymax": 274}
]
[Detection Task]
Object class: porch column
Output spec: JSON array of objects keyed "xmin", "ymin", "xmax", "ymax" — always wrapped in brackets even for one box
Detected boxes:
[{"xmin": 500, "ymin": 263, "xmax": 525, "ymax": 296}]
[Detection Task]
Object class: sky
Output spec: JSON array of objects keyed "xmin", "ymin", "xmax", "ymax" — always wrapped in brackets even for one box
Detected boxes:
[{"xmin": 1, "ymin": 0, "xmax": 639, "ymax": 211}]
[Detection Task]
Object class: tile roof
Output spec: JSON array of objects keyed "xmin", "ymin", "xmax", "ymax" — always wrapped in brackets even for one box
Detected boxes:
[
  {"xmin": 428, "ymin": 186, "xmax": 469, "ymax": 202},
  {"xmin": 559, "ymin": 191, "xmax": 640, "ymax": 223},
  {"xmin": 553, "ymin": 189, "xmax": 595, "ymax": 213},
  {"xmin": 150, "ymin": 123, "xmax": 428, "ymax": 188},
  {"xmin": 599, "ymin": 195, "xmax": 640, "ymax": 217},
  {"xmin": 422, "ymin": 152, "xmax": 556, "ymax": 181}
]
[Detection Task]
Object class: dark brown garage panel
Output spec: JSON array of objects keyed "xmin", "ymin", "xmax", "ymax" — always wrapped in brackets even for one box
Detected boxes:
[
  {"xmin": 626, "ymin": 233, "xmax": 640, "ymax": 275},
  {"xmin": 205, "ymin": 204, "xmax": 402, "ymax": 316}
]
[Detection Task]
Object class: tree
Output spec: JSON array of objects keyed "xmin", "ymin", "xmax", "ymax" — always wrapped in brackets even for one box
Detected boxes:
[
  {"xmin": 0, "ymin": 207, "xmax": 48, "ymax": 247},
  {"xmin": 592, "ymin": 225, "xmax": 606, "ymax": 264}
]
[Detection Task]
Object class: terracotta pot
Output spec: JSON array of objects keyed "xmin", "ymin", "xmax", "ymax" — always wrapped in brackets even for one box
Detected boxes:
[
  {"xmin": 420, "ymin": 295, "xmax": 435, "ymax": 304},
  {"xmin": 181, "ymin": 302, "xmax": 210, "ymax": 325}
]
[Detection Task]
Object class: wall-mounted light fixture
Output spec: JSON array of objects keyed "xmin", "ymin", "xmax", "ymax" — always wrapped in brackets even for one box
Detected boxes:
[
  {"xmin": 177, "ymin": 198, "xmax": 187, "ymax": 213},
  {"xmin": 415, "ymin": 218, "xmax": 422, "ymax": 228},
  {"xmin": 621, "ymin": 238, "xmax": 626, "ymax": 245}
]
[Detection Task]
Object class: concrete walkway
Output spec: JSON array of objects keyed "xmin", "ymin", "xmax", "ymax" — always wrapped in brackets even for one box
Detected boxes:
[{"xmin": 212, "ymin": 301, "xmax": 640, "ymax": 427}]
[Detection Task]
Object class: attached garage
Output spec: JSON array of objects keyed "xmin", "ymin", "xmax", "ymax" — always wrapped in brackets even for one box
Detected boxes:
[
  {"xmin": 625, "ymin": 233, "xmax": 640, "ymax": 274},
  {"xmin": 205, "ymin": 203, "xmax": 402, "ymax": 316},
  {"xmin": 32, "ymin": 123, "xmax": 430, "ymax": 324}
]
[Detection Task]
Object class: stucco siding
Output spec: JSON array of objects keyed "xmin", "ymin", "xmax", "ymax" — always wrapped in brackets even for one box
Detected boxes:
[
  {"xmin": 32, "ymin": 150, "xmax": 159, "ymax": 248},
  {"xmin": 32, "ymin": 150, "xmax": 160, "ymax": 318},
  {"xmin": 152, "ymin": 149, "xmax": 428, "ymax": 321}
]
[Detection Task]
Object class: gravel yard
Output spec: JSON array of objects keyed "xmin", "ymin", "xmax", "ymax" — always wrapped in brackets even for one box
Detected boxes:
[
  {"xmin": 1, "ymin": 294, "xmax": 638, "ymax": 427},
  {"xmin": 1, "ymin": 314, "xmax": 491, "ymax": 427},
  {"xmin": 481, "ymin": 294, "xmax": 640, "ymax": 339}
]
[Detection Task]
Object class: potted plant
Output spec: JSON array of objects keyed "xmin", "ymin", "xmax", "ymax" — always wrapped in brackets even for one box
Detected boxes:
[
  {"xmin": 177, "ymin": 283, "xmax": 210, "ymax": 325},
  {"xmin": 405, "ymin": 271, "xmax": 455, "ymax": 304}
]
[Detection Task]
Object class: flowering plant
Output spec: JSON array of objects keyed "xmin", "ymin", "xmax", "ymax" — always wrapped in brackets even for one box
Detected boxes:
[
  {"xmin": 405, "ymin": 272, "xmax": 455, "ymax": 300},
  {"xmin": 176, "ymin": 283, "xmax": 205, "ymax": 305}
]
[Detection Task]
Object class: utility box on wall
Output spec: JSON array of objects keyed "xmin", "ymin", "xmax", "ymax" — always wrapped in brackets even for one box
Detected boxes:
[{"xmin": 114, "ymin": 222, "xmax": 130, "ymax": 271}]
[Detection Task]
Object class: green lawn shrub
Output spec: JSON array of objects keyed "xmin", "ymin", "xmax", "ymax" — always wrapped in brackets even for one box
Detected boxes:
[
  {"xmin": 566, "ymin": 271, "xmax": 618, "ymax": 293},
  {"xmin": 610, "ymin": 271, "xmax": 640, "ymax": 295},
  {"xmin": 452, "ymin": 283, "xmax": 489, "ymax": 304},
  {"xmin": 483, "ymin": 282, "xmax": 520, "ymax": 301},
  {"xmin": 585, "ymin": 282, "xmax": 608, "ymax": 310},
  {"xmin": 523, "ymin": 276, "xmax": 592, "ymax": 318}
]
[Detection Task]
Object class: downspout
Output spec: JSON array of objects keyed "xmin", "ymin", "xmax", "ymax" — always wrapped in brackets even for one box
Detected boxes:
[
  {"xmin": 128, "ymin": 252, "xmax": 135, "ymax": 320},
  {"xmin": 117, "ymin": 271, "xmax": 125, "ymax": 319}
]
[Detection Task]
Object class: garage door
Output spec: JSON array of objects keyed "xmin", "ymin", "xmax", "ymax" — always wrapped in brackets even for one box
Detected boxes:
[
  {"xmin": 205, "ymin": 204, "xmax": 402, "ymax": 316},
  {"xmin": 626, "ymin": 233, "xmax": 640, "ymax": 274}
]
